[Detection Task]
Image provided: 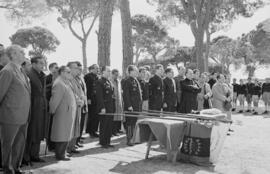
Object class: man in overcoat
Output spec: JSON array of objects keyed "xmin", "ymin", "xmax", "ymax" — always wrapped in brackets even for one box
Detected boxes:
[
  {"xmin": 111, "ymin": 69, "xmax": 123, "ymax": 136},
  {"xmin": 66, "ymin": 62, "xmax": 84, "ymax": 154},
  {"xmin": 49, "ymin": 66, "xmax": 76, "ymax": 161},
  {"xmin": 24, "ymin": 56, "xmax": 47, "ymax": 163}
]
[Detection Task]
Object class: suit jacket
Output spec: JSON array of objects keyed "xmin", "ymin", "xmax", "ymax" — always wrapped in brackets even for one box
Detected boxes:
[
  {"xmin": 138, "ymin": 79, "xmax": 149, "ymax": 101},
  {"xmin": 179, "ymin": 78, "xmax": 201, "ymax": 113},
  {"xmin": 84, "ymin": 72, "xmax": 99, "ymax": 105},
  {"xmin": 163, "ymin": 77, "xmax": 177, "ymax": 108},
  {"xmin": 122, "ymin": 76, "xmax": 142, "ymax": 112},
  {"xmin": 96, "ymin": 77, "xmax": 114, "ymax": 113},
  {"xmin": 149, "ymin": 74, "xmax": 163, "ymax": 111},
  {"xmin": 0, "ymin": 62, "xmax": 31, "ymax": 125},
  {"xmin": 49, "ymin": 77, "xmax": 76, "ymax": 142}
]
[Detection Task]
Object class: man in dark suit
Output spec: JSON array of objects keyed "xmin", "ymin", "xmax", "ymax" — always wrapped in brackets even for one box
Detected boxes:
[
  {"xmin": 174, "ymin": 66, "xmax": 185, "ymax": 112},
  {"xmin": 24, "ymin": 56, "xmax": 47, "ymax": 163},
  {"xmin": 84, "ymin": 64, "xmax": 100, "ymax": 138},
  {"xmin": 122, "ymin": 65, "xmax": 142, "ymax": 146},
  {"xmin": 149, "ymin": 64, "xmax": 164, "ymax": 111},
  {"xmin": 163, "ymin": 68, "xmax": 177, "ymax": 112},
  {"xmin": 0, "ymin": 45, "xmax": 31, "ymax": 174},
  {"xmin": 96, "ymin": 66, "xmax": 115, "ymax": 148}
]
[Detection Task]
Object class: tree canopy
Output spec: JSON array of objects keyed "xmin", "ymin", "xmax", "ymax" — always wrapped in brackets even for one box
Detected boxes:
[
  {"xmin": 132, "ymin": 14, "xmax": 180, "ymax": 64},
  {"xmin": 147, "ymin": 0, "xmax": 266, "ymax": 72},
  {"xmin": 10, "ymin": 26, "xmax": 60, "ymax": 57},
  {"xmin": 0, "ymin": 0, "xmax": 49, "ymax": 24}
]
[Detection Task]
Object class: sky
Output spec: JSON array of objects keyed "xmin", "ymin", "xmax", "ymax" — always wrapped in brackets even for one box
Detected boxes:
[{"xmin": 0, "ymin": 0, "xmax": 270, "ymax": 78}]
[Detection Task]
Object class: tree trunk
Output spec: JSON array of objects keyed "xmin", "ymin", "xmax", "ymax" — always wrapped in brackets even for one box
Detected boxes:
[
  {"xmin": 194, "ymin": 28, "xmax": 205, "ymax": 72},
  {"xmin": 82, "ymin": 39, "xmax": 87, "ymax": 74},
  {"xmin": 98, "ymin": 0, "xmax": 115, "ymax": 67},
  {"xmin": 120, "ymin": 0, "xmax": 133, "ymax": 75},
  {"xmin": 205, "ymin": 29, "xmax": 211, "ymax": 72}
]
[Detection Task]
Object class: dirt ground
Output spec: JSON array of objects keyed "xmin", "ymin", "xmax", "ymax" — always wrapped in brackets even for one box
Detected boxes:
[{"xmin": 21, "ymin": 109, "xmax": 270, "ymax": 174}]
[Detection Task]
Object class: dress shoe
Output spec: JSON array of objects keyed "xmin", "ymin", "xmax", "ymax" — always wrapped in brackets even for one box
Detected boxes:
[
  {"xmin": 66, "ymin": 153, "xmax": 73, "ymax": 157},
  {"xmin": 107, "ymin": 144, "xmax": 114, "ymax": 148},
  {"xmin": 56, "ymin": 157, "xmax": 71, "ymax": 161},
  {"xmin": 21, "ymin": 159, "xmax": 33, "ymax": 167},
  {"xmin": 70, "ymin": 149, "xmax": 80, "ymax": 154},
  {"xmin": 252, "ymin": 111, "xmax": 258, "ymax": 115},
  {"xmin": 101, "ymin": 145, "xmax": 109, "ymax": 148},
  {"xmin": 93, "ymin": 132, "xmax": 99, "ymax": 137},
  {"xmin": 126, "ymin": 142, "xmax": 134, "ymax": 146},
  {"xmin": 90, "ymin": 133, "xmax": 99, "ymax": 138},
  {"xmin": 262, "ymin": 110, "xmax": 268, "ymax": 114},
  {"xmin": 15, "ymin": 169, "xmax": 31, "ymax": 174},
  {"xmin": 76, "ymin": 143, "xmax": 84, "ymax": 148},
  {"xmin": 31, "ymin": 157, "xmax": 45, "ymax": 163},
  {"xmin": 112, "ymin": 133, "xmax": 119, "ymax": 136}
]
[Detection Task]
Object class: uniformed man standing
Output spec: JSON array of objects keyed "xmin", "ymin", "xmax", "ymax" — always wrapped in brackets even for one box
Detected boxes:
[
  {"xmin": 122, "ymin": 65, "xmax": 142, "ymax": 146},
  {"xmin": 149, "ymin": 64, "xmax": 164, "ymax": 111},
  {"xmin": 163, "ymin": 68, "xmax": 177, "ymax": 112},
  {"xmin": 84, "ymin": 64, "xmax": 100, "ymax": 138},
  {"xmin": 96, "ymin": 66, "xmax": 115, "ymax": 148},
  {"xmin": 138, "ymin": 67, "xmax": 149, "ymax": 111}
]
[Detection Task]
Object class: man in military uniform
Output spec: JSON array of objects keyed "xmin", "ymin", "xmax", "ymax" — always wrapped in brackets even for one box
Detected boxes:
[
  {"xmin": 84, "ymin": 64, "xmax": 100, "ymax": 138},
  {"xmin": 138, "ymin": 67, "xmax": 149, "ymax": 110},
  {"xmin": 163, "ymin": 68, "xmax": 177, "ymax": 112},
  {"xmin": 96, "ymin": 66, "xmax": 115, "ymax": 148},
  {"xmin": 149, "ymin": 64, "xmax": 164, "ymax": 111},
  {"xmin": 122, "ymin": 65, "xmax": 142, "ymax": 146}
]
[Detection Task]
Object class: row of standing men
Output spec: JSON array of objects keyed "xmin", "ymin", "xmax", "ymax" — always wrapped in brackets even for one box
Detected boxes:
[{"xmin": 0, "ymin": 44, "xmax": 236, "ymax": 174}]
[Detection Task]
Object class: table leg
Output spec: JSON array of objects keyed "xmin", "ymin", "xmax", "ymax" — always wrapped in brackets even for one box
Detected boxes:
[{"xmin": 145, "ymin": 132, "xmax": 154, "ymax": 159}]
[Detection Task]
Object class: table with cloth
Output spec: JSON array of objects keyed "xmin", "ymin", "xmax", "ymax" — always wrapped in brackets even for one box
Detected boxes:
[{"xmin": 132, "ymin": 114, "xmax": 229, "ymax": 166}]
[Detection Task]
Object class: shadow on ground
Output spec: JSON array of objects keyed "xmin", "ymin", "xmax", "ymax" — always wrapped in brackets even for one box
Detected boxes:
[{"xmin": 109, "ymin": 154, "xmax": 215, "ymax": 174}]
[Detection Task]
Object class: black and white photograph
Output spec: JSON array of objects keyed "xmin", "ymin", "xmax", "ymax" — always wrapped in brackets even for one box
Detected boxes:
[{"xmin": 0, "ymin": 0, "xmax": 270, "ymax": 173}]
